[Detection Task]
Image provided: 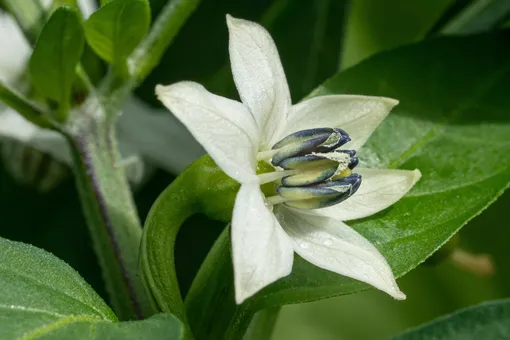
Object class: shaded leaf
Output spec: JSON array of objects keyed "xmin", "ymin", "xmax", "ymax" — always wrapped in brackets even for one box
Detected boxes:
[
  {"xmin": 340, "ymin": 0, "xmax": 453, "ymax": 69},
  {"xmin": 393, "ymin": 299, "xmax": 510, "ymax": 340}
]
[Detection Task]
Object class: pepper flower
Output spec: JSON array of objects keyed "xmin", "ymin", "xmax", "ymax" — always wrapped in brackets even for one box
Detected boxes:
[{"xmin": 157, "ymin": 15, "xmax": 421, "ymax": 304}]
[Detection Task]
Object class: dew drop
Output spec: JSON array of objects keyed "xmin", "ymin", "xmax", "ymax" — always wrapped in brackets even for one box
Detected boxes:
[
  {"xmin": 300, "ymin": 242, "xmax": 310, "ymax": 249},
  {"xmin": 323, "ymin": 238, "xmax": 333, "ymax": 246}
]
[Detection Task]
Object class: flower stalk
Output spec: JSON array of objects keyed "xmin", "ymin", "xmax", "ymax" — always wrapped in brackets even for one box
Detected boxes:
[
  {"xmin": 140, "ymin": 155, "xmax": 260, "ymax": 339},
  {"xmin": 67, "ymin": 110, "xmax": 155, "ymax": 320}
]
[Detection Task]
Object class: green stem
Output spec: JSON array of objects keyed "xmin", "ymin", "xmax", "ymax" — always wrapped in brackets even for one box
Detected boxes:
[
  {"xmin": 184, "ymin": 228, "xmax": 256, "ymax": 340},
  {"xmin": 243, "ymin": 307, "xmax": 281, "ymax": 340},
  {"xmin": 140, "ymin": 173, "xmax": 198, "ymax": 323},
  {"xmin": 68, "ymin": 112, "xmax": 154, "ymax": 320},
  {"xmin": 140, "ymin": 156, "xmax": 241, "ymax": 338},
  {"xmin": 0, "ymin": 81, "xmax": 55, "ymax": 130},
  {"xmin": 128, "ymin": 0, "xmax": 201, "ymax": 83}
]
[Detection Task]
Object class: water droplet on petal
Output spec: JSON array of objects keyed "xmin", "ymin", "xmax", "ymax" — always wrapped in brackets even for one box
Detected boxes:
[
  {"xmin": 300, "ymin": 242, "xmax": 310, "ymax": 249},
  {"xmin": 323, "ymin": 238, "xmax": 333, "ymax": 246}
]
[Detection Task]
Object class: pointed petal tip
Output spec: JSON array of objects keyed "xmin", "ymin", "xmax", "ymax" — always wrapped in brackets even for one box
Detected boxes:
[
  {"xmin": 384, "ymin": 97, "xmax": 399, "ymax": 107},
  {"xmin": 391, "ymin": 288, "xmax": 407, "ymax": 300},
  {"xmin": 226, "ymin": 13, "xmax": 243, "ymax": 26},
  {"xmin": 155, "ymin": 82, "xmax": 204, "ymax": 101},
  {"xmin": 154, "ymin": 84, "xmax": 166, "ymax": 98},
  {"xmin": 412, "ymin": 169, "xmax": 422, "ymax": 183}
]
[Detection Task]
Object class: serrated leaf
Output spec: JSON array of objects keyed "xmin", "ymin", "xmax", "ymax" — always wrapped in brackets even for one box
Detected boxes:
[
  {"xmin": 0, "ymin": 236, "xmax": 183, "ymax": 339},
  {"xmin": 393, "ymin": 299, "xmax": 510, "ymax": 340},
  {"xmin": 84, "ymin": 0, "xmax": 150, "ymax": 66},
  {"xmin": 184, "ymin": 31, "xmax": 510, "ymax": 338},
  {"xmin": 29, "ymin": 6, "xmax": 84, "ymax": 120}
]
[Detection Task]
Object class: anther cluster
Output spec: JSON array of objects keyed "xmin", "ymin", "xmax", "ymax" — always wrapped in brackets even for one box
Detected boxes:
[{"xmin": 270, "ymin": 128, "xmax": 361, "ymax": 209}]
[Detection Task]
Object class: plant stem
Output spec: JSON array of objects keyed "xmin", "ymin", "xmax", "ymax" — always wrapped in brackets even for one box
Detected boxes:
[
  {"xmin": 128, "ymin": 0, "xmax": 201, "ymax": 83},
  {"xmin": 141, "ymin": 156, "xmax": 264, "ymax": 339},
  {"xmin": 243, "ymin": 307, "xmax": 281, "ymax": 340},
  {"xmin": 68, "ymin": 105, "xmax": 154, "ymax": 320},
  {"xmin": 0, "ymin": 81, "xmax": 57, "ymax": 130},
  {"xmin": 185, "ymin": 228, "xmax": 256, "ymax": 340}
]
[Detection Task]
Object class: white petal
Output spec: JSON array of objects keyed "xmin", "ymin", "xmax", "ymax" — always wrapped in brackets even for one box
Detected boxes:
[
  {"xmin": 277, "ymin": 207, "xmax": 405, "ymax": 299},
  {"xmin": 0, "ymin": 108, "xmax": 71, "ymax": 164},
  {"xmin": 0, "ymin": 12, "xmax": 31, "ymax": 84},
  {"xmin": 156, "ymin": 81, "xmax": 259, "ymax": 183},
  {"xmin": 117, "ymin": 96, "xmax": 204, "ymax": 174},
  {"xmin": 227, "ymin": 15, "xmax": 291, "ymax": 148},
  {"xmin": 284, "ymin": 95, "xmax": 398, "ymax": 150},
  {"xmin": 307, "ymin": 168, "xmax": 421, "ymax": 221},
  {"xmin": 232, "ymin": 183, "xmax": 294, "ymax": 304}
]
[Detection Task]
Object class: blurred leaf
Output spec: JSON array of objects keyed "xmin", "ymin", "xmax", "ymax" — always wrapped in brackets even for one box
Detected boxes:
[
  {"xmin": 186, "ymin": 31, "xmax": 510, "ymax": 338},
  {"xmin": 29, "ymin": 6, "xmax": 84, "ymax": 120},
  {"xmin": 0, "ymin": 235, "xmax": 184, "ymax": 339},
  {"xmin": 439, "ymin": 0, "xmax": 510, "ymax": 34},
  {"xmin": 341, "ymin": 0, "xmax": 454, "ymax": 69},
  {"xmin": 393, "ymin": 299, "xmax": 510, "ymax": 340},
  {"xmin": 84, "ymin": 0, "xmax": 150, "ymax": 67}
]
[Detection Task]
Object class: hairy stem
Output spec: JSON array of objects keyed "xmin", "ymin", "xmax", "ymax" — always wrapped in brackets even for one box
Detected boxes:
[{"xmin": 68, "ymin": 113, "xmax": 154, "ymax": 320}]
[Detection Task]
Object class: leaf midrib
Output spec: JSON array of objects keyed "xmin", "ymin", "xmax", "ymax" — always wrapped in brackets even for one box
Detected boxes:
[
  {"xmin": 20, "ymin": 315, "xmax": 107, "ymax": 340},
  {"xmin": 0, "ymin": 267, "xmax": 110, "ymax": 320}
]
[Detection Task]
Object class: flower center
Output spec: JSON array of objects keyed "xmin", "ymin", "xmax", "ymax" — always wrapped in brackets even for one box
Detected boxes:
[{"xmin": 258, "ymin": 128, "xmax": 361, "ymax": 209}]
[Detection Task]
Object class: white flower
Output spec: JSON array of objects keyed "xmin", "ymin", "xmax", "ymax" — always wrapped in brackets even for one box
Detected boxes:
[
  {"xmin": 156, "ymin": 15, "xmax": 422, "ymax": 304},
  {"xmin": 0, "ymin": 1, "xmax": 203, "ymax": 182}
]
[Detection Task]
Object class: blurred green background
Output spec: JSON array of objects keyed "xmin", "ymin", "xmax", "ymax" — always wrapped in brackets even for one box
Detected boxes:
[{"xmin": 1, "ymin": 0, "xmax": 509, "ymax": 339}]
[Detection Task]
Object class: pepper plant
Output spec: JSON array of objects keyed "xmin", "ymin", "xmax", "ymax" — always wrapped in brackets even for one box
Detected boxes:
[{"xmin": 0, "ymin": 0, "xmax": 510, "ymax": 339}]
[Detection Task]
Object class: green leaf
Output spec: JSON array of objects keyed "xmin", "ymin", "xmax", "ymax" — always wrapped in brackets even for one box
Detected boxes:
[
  {"xmin": 84, "ymin": 0, "xmax": 150, "ymax": 67},
  {"xmin": 0, "ymin": 236, "xmax": 183, "ymax": 339},
  {"xmin": 340, "ymin": 0, "xmax": 453, "ymax": 69},
  {"xmin": 185, "ymin": 31, "xmax": 510, "ymax": 338},
  {"xmin": 0, "ymin": 236, "xmax": 115, "ymax": 336},
  {"xmin": 29, "ymin": 6, "xmax": 84, "ymax": 121},
  {"xmin": 258, "ymin": 29, "xmax": 510, "ymax": 314},
  {"xmin": 393, "ymin": 299, "xmax": 510, "ymax": 339}
]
